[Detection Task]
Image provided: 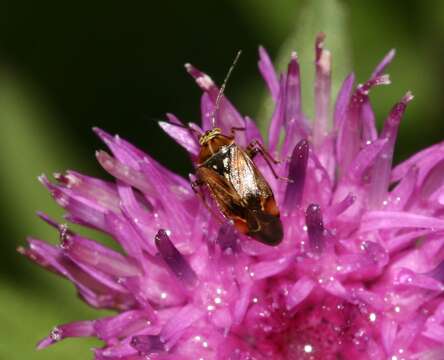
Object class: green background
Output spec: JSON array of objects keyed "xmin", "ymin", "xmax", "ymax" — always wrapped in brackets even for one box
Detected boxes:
[{"xmin": 1, "ymin": 0, "xmax": 443, "ymax": 358}]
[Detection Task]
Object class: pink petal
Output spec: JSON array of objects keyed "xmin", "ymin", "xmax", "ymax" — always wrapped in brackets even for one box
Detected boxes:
[
  {"xmin": 159, "ymin": 117, "xmax": 200, "ymax": 156},
  {"xmin": 387, "ymin": 165, "xmax": 418, "ymax": 211},
  {"xmin": 371, "ymin": 48, "xmax": 396, "ymax": 78},
  {"xmin": 347, "ymin": 138, "xmax": 388, "ymax": 184},
  {"xmin": 286, "ymin": 276, "xmax": 315, "ymax": 310},
  {"xmin": 37, "ymin": 321, "xmax": 95, "ymax": 349},
  {"xmin": 313, "ymin": 33, "xmax": 332, "ymax": 148},
  {"xmin": 155, "ymin": 229, "xmax": 197, "ymax": 286},
  {"xmin": 250, "ymin": 256, "xmax": 293, "ymax": 280},
  {"xmin": 368, "ymin": 92, "xmax": 413, "ymax": 209},
  {"xmin": 185, "ymin": 63, "xmax": 247, "ymax": 146},
  {"xmin": 305, "ymin": 204, "xmax": 326, "ymax": 253},
  {"xmin": 391, "ymin": 141, "xmax": 444, "ymax": 182},
  {"xmin": 333, "ymin": 73, "xmax": 355, "ymax": 131},
  {"xmin": 258, "ymin": 46, "xmax": 279, "ymax": 101},
  {"xmin": 360, "ymin": 211, "xmax": 444, "ymax": 232},
  {"xmin": 381, "ymin": 317, "xmax": 398, "ymax": 354},
  {"xmin": 160, "ymin": 304, "xmax": 203, "ymax": 341},
  {"xmin": 95, "ymin": 310, "xmax": 158, "ymax": 340},
  {"xmin": 361, "ymin": 100, "xmax": 378, "ymax": 142},
  {"xmin": 233, "ymin": 282, "xmax": 252, "ymax": 325},
  {"xmin": 283, "ymin": 139, "xmax": 308, "ymax": 214},
  {"xmin": 267, "ymin": 76, "xmax": 285, "ymax": 153},
  {"xmin": 244, "ymin": 116, "xmax": 263, "ymax": 144},
  {"xmin": 336, "ymin": 74, "xmax": 390, "ymax": 174}
]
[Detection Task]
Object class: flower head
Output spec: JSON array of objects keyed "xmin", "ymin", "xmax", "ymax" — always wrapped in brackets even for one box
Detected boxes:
[{"xmin": 20, "ymin": 34, "xmax": 444, "ymax": 359}]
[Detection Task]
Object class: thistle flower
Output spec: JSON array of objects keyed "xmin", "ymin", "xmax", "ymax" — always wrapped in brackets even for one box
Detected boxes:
[{"xmin": 20, "ymin": 34, "xmax": 444, "ymax": 359}]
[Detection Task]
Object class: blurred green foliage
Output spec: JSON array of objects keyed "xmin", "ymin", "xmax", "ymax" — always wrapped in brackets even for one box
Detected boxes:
[{"xmin": 0, "ymin": 0, "xmax": 443, "ymax": 358}]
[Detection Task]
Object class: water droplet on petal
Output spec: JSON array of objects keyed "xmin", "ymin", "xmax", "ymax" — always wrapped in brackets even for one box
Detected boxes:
[
  {"xmin": 304, "ymin": 344, "xmax": 313, "ymax": 353},
  {"xmin": 50, "ymin": 327, "xmax": 63, "ymax": 342}
]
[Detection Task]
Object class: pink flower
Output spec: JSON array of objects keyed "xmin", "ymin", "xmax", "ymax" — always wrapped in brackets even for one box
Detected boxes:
[{"xmin": 20, "ymin": 34, "xmax": 444, "ymax": 359}]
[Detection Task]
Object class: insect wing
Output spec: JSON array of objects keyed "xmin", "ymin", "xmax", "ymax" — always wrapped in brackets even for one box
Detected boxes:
[
  {"xmin": 227, "ymin": 145, "xmax": 273, "ymax": 205},
  {"xmin": 196, "ymin": 166, "xmax": 243, "ymax": 218},
  {"xmin": 228, "ymin": 146, "xmax": 283, "ymax": 245}
]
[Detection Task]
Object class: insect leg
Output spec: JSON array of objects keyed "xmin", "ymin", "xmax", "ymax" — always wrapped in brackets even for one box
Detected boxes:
[
  {"xmin": 246, "ymin": 140, "xmax": 290, "ymax": 182},
  {"xmin": 246, "ymin": 139, "xmax": 281, "ymax": 163},
  {"xmin": 191, "ymin": 180, "xmax": 225, "ymax": 223},
  {"xmin": 229, "ymin": 126, "xmax": 246, "ymax": 138}
]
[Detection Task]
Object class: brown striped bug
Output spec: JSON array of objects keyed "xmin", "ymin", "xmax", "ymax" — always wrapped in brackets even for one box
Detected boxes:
[{"xmin": 190, "ymin": 51, "xmax": 284, "ymax": 246}]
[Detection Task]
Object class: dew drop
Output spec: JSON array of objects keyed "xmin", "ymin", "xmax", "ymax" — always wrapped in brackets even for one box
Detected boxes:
[
  {"xmin": 50, "ymin": 327, "xmax": 63, "ymax": 342},
  {"xmin": 304, "ymin": 344, "xmax": 313, "ymax": 353},
  {"xmin": 59, "ymin": 224, "xmax": 74, "ymax": 249}
]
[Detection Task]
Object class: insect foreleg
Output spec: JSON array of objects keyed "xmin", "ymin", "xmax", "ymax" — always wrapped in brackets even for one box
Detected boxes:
[
  {"xmin": 246, "ymin": 140, "xmax": 280, "ymax": 164},
  {"xmin": 246, "ymin": 140, "xmax": 290, "ymax": 182},
  {"xmin": 230, "ymin": 126, "xmax": 246, "ymax": 135}
]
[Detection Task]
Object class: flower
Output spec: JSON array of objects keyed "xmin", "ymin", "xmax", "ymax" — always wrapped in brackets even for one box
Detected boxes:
[{"xmin": 19, "ymin": 33, "xmax": 444, "ymax": 359}]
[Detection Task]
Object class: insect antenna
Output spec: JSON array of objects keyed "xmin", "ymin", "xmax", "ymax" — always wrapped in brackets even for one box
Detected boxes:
[{"xmin": 211, "ymin": 50, "xmax": 242, "ymax": 128}]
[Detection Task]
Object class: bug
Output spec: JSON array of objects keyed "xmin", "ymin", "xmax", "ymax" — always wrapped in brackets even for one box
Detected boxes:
[{"xmin": 191, "ymin": 51, "xmax": 284, "ymax": 246}]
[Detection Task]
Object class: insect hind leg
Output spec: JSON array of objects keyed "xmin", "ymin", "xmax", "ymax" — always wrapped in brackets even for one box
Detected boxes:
[{"xmin": 191, "ymin": 180, "xmax": 225, "ymax": 224}]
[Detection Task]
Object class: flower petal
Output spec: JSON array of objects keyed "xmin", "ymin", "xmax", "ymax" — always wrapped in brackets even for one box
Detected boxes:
[
  {"xmin": 368, "ymin": 92, "xmax": 413, "ymax": 209},
  {"xmin": 267, "ymin": 76, "xmax": 285, "ymax": 153},
  {"xmin": 95, "ymin": 310, "xmax": 158, "ymax": 341},
  {"xmin": 360, "ymin": 211, "xmax": 444, "ymax": 232},
  {"xmin": 258, "ymin": 46, "xmax": 279, "ymax": 101},
  {"xmin": 336, "ymin": 74, "xmax": 390, "ymax": 173},
  {"xmin": 185, "ymin": 63, "xmax": 247, "ymax": 145},
  {"xmin": 313, "ymin": 33, "xmax": 332, "ymax": 148},
  {"xmin": 37, "ymin": 321, "xmax": 95, "ymax": 350},
  {"xmin": 283, "ymin": 139, "xmax": 308, "ymax": 214},
  {"xmin": 159, "ymin": 115, "xmax": 200, "ymax": 156},
  {"xmin": 155, "ymin": 229, "xmax": 197, "ymax": 286},
  {"xmin": 287, "ymin": 276, "xmax": 315, "ymax": 310},
  {"xmin": 371, "ymin": 48, "xmax": 396, "ymax": 78},
  {"xmin": 333, "ymin": 73, "xmax": 355, "ymax": 130},
  {"xmin": 305, "ymin": 204, "xmax": 326, "ymax": 253}
]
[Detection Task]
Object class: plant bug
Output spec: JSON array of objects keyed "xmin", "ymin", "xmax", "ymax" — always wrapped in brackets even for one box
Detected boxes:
[{"xmin": 190, "ymin": 51, "xmax": 284, "ymax": 246}]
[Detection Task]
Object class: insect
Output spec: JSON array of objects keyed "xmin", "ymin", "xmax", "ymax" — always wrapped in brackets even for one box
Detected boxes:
[{"xmin": 191, "ymin": 51, "xmax": 284, "ymax": 246}]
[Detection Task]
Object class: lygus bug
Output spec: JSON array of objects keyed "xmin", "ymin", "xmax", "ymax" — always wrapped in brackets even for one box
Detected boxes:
[{"xmin": 190, "ymin": 51, "xmax": 284, "ymax": 246}]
